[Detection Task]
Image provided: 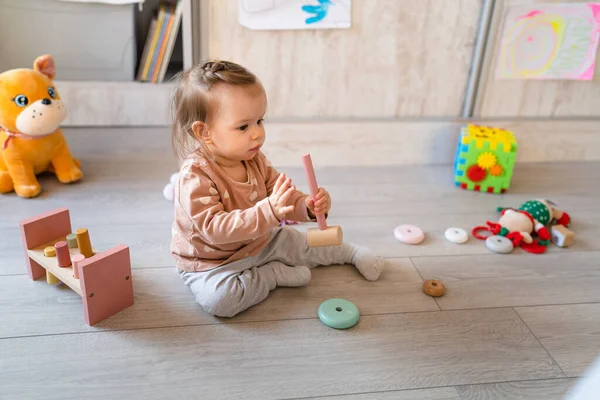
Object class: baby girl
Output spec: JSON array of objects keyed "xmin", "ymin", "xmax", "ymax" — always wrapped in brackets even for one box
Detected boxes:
[{"xmin": 170, "ymin": 60, "xmax": 384, "ymax": 317}]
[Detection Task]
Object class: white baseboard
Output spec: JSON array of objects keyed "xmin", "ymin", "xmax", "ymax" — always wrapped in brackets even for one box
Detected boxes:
[{"xmin": 261, "ymin": 119, "xmax": 600, "ymax": 167}]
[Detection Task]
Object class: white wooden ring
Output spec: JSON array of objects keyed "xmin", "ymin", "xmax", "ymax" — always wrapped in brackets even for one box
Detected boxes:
[
  {"xmin": 486, "ymin": 235, "xmax": 514, "ymax": 254},
  {"xmin": 445, "ymin": 227, "xmax": 468, "ymax": 244}
]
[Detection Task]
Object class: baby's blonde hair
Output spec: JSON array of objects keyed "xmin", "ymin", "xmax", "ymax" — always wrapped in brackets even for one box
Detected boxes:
[{"xmin": 170, "ymin": 59, "xmax": 260, "ymax": 160}]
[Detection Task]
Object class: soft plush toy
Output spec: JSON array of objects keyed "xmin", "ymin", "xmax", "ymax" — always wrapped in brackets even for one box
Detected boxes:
[
  {"xmin": 163, "ymin": 172, "xmax": 180, "ymax": 201},
  {"xmin": 0, "ymin": 54, "xmax": 82, "ymax": 198},
  {"xmin": 473, "ymin": 199, "xmax": 571, "ymax": 253}
]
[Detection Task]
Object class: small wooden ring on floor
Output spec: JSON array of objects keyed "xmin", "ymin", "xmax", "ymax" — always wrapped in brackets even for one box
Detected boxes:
[
  {"xmin": 445, "ymin": 227, "xmax": 468, "ymax": 244},
  {"xmin": 485, "ymin": 235, "xmax": 514, "ymax": 254},
  {"xmin": 394, "ymin": 224, "xmax": 425, "ymax": 245},
  {"xmin": 318, "ymin": 298, "xmax": 360, "ymax": 329},
  {"xmin": 423, "ymin": 279, "xmax": 446, "ymax": 297}
]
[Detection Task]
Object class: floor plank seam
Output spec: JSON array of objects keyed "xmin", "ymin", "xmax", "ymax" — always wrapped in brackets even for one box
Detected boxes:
[
  {"xmin": 408, "ymin": 256, "xmax": 442, "ymax": 311},
  {"xmin": 432, "ymin": 301, "xmax": 600, "ymax": 313},
  {"xmin": 511, "ymin": 307, "xmax": 569, "ymax": 378},
  {"xmin": 6, "ymin": 304, "xmax": 594, "ymax": 341},
  {"xmin": 3, "ymin": 249, "xmax": 600, "ymax": 277},
  {"xmin": 0, "ymin": 307, "xmax": 521, "ymax": 341},
  {"xmin": 4, "ymin": 301, "xmax": 600, "ymax": 341},
  {"xmin": 282, "ymin": 376, "xmax": 574, "ymax": 400},
  {"xmin": 400, "ymin": 248, "xmax": 599, "ymax": 260},
  {"xmin": 455, "ymin": 385, "xmax": 467, "ymax": 400}
]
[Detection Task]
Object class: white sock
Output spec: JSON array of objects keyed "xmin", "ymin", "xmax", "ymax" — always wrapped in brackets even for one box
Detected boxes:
[{"xmin": 351, "ymin": 246, "xmax": 384, "ymax": 281}]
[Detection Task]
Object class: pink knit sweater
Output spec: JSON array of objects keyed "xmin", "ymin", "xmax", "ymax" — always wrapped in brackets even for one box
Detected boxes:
[{"xmin": 171, "ymin": 151, "xmax": 311, "ymax": 272}]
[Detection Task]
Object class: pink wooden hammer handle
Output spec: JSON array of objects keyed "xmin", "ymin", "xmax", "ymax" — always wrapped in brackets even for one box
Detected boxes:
[{"xmin": 302, "ymin": 153, "xmax": 327, "ymax": 230}]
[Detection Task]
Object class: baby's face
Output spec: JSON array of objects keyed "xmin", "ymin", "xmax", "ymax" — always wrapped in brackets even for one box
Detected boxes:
[{"xmin": 208, "ymin": 82, "xmax": 267, "ymax": 162}]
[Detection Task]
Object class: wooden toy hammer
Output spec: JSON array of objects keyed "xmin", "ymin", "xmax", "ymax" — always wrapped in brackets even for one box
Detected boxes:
[{"xmin": 302, "ymin": 153, "xmax": 343, "ymax": 247}]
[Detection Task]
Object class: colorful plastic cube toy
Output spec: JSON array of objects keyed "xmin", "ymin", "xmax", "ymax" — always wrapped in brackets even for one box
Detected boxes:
[{"xmin": 454, "ymin": 124, "xmax": 517, "ymax": 194}]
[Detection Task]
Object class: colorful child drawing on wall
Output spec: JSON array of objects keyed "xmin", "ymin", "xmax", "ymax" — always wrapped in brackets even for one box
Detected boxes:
[
  {"xmin": 496, "ymin": 3, "xmax": 600, "ymax": 80},
  {"xmin": 302, "ymin": 0, "xmax": 333, "ymax": 24}
]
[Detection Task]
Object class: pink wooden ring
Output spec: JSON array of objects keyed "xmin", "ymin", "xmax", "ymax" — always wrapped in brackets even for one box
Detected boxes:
[{"xmin": 394, "ymin": 224, "xmax": 425, "ymax": 244}]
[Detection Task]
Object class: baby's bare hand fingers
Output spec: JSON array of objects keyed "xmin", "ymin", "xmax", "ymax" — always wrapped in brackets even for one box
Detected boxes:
[
  {"xmin": 316, "ymin": 197, "xmax": 328, "ymax": 207},
  {"xmin": 317, "ymin": 198, "xmax": 330, "ymax": 211},
  {"xmin": 280, "ymin": 185, "xmax": 295, "ymax": 205},
  {"xmin": 272, "ymin": 173, "xmax": 284, "ymax": 194},
  {"xmin": 277, "ymin": 177, "xmax": 292, "ymax": 196},
  {"xmin": 280, "ymin": 205, "xmax": 295, "ymax": 216},
  {"xmin": 317, "ymin": 196, "xmax": 331, "ymax": 207}
]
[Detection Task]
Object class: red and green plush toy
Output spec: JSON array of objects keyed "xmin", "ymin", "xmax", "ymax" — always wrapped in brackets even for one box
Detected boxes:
[{"xmin": 473, "ymin": 199, "xmax": 571, "ymax": 254}]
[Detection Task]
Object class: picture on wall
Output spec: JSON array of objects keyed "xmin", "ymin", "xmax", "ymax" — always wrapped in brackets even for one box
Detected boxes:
[
  {"xmin": 238, "ymin": 0, "xmax": 351, "ymax": 30},
  {"xmin": 496, "ymin": 2, "xmax": 600, "ymax": 80}
]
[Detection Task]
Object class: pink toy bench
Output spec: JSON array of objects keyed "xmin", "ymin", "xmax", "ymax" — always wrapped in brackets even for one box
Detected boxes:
[{"xmin": 20, "ymin": 208, "xmax": 134, "ymax": 325}]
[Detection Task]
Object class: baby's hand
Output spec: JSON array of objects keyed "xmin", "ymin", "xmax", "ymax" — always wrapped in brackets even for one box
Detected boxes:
[
  {"xmin": 268, "ymin": 173, "xmax": 296, "ymax": 220},
  {"xmin": 306, "ymin": 187, "xmax": 331, "ymax": 217}
]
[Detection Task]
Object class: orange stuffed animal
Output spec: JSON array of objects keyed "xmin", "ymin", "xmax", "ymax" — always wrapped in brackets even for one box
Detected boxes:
[{"xmin": 0, "ymin": 54, "xmax": 82, "ymax": 198}]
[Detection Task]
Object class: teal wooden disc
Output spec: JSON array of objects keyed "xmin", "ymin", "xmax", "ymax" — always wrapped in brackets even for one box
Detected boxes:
[{"xmin": 318, "ymin": 298, "xmax": 360, "ymax": 329}]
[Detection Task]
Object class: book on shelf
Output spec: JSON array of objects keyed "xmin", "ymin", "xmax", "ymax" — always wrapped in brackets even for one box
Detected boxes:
[{"xmin": 136, "ymin": 0, "xmax": 184, "ymax": 83}]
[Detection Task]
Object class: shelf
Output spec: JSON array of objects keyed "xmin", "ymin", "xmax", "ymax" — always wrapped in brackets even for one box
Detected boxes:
[{"xmin": 48, "ymin": 0, "xmax": 193, "ymax": 126}]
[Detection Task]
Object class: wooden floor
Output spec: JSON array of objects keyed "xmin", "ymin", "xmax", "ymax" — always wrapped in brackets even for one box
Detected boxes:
[{"xmin": 1, "ymin": 127, "xmax": 599, "ymax": 399}]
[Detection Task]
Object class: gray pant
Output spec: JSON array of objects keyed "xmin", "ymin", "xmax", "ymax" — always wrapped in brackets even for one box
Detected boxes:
[{"xmin": 179, "ymin": 226, "xmax": 356, "ymax": 317}]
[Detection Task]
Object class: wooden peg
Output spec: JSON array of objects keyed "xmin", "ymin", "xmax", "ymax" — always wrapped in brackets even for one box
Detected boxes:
[
  {"xmin": 66, "ymin": 233, "xmax": 78, "ymax": 249},
  {"xmin": 302, "ymin": 153, "xmax": 343, "ymax": 247},
  {"xmin": 46, "ymin": 272, "xmax": 60, "ymax": 285},
  {"xmin": 71, "ymin": 254, "xmax": 85, "ymax": 279},
  {"xmin": 55, "ymin": 241, "xmax": 71, "ymax": 268},
  {"xmin": 44, "ymin": 246, "xmax": 56, "ymax": 257},
  {"xmin": 76, "ymin": 228, "xmax": 93, "ymax": 258}
]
